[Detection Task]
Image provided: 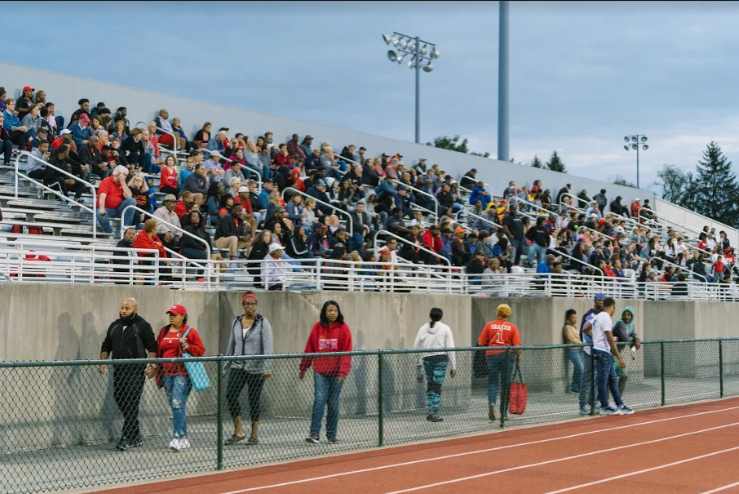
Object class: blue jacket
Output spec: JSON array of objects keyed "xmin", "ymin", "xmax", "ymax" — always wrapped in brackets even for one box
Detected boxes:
[
  {"xmin": 3, "ymin": 110, "xmax": 22, "ymax": 131},
  {"xmin": 69, "ymin": 123, "xmax": 93, "ymax": 148},
  {"xmin": 470, "ymin": 186, "xmax": 491, "ymax": 209},
  {"xmin": 376, "ymin": 180, "xmax": 395, "ymax": 198},
  {"xmin": 258, "ymin": 189, "xmax": 270, "ymax": 210},
  {"xmin": 536, "ymin": 262, "xmax": 551, "ymax": 274}
]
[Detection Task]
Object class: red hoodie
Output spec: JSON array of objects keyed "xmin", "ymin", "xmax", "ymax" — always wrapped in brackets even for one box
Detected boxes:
[{"xmin": 299, "ymin": 322, "xmax": 353, "ymax": 377}]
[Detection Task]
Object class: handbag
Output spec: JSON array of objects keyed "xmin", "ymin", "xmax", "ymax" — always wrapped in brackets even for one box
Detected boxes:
[
  {"xmin": 181, "ymin": 326, "xmax": 211, "ymax": 392},
  {"xmin": 508, "ymin": 361, "xmax": 528, "ymax": 415}
]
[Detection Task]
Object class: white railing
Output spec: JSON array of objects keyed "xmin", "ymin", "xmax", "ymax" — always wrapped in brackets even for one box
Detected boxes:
[
  {"xmin": 1, "ymin": 242, "xmax": 738, "ymax": 300},
  {"xmin": 14, "ymin": 151, "xmax": 98, "ymax": 238}
]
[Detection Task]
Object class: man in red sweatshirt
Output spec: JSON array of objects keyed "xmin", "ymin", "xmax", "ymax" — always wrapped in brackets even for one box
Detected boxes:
[{"xmin": 299, "ymin": 300, "xmax": 352, "ymax": 445}]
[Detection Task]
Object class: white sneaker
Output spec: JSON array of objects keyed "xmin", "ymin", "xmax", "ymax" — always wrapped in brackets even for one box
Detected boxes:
[
  {"xmin": 179, "ymin": 438, "xmax": 191, "ymax": 449},
  {"xmin": 169, "ymin": 439, "xmax": 181, "ymax": 451}
]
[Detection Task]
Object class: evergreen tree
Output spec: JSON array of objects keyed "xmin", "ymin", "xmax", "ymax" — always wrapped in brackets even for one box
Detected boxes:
[
  {"xmin": 690, "ymin": 141, "xmax": 739, "ymax": 226},
  {"xmin": 427, "ymin": 135, "xmax": 490, "ymax": 157},
  {"xmin": 530, "ymin": 156, "xmax": 544, "ymax": 168},
  {"xmin": 546, "ymin": 151, "xmax": 567, "ymax": 173}
]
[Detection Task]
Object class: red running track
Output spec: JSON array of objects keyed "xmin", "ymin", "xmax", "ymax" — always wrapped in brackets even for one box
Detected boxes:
[{"xmin": 93, "ymin": 398, "xmax": 739, "ymax": 494}]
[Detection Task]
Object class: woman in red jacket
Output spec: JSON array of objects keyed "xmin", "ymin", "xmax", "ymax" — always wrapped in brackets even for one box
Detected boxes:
[
  {"xmin": 160, "ymin": 156, "xmax": 180, "ymax": 197},
  {"xmin": 299, "ymin": 301, "xmax": 352, "ymax": 444},
  {"xmin": 155, "ymin": 304, "xmax": 206, "ymax": 451}
]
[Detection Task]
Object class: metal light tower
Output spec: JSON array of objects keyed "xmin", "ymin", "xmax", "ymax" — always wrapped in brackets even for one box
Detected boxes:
[
  {"xmin": 623, "ymin": 134, "xmax": 649, "ymax": 189},
  {"xmin": 382, "ymin": 32, "xmax": 441, "ymax": 144},
  {"xmin": 498, "ymin": 0, "xmax": 510, "ymax": 162}
]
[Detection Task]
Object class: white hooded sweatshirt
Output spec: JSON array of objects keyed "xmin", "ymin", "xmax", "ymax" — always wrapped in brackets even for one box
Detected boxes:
[{"xmin": 412, "ymin": 321, "xmax": 457, "ymax": 370}]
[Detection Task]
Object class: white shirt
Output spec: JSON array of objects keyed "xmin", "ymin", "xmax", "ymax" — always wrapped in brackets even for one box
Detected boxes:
[
  {"xmin": 242, "ymin": 323, "xmax": 252, "ymax": 340},
  {"xmin": 412, "ymin": 322, "xmax": 457, "ymax": 370},
  {"xmin": 591, "ymin": 311, "xmax": 613, "ymax": 354}
]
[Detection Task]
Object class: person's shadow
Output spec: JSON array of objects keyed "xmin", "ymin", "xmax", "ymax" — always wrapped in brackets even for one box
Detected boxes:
[
  {"xmin": 381, "ymin": 338, "xmax": 397, "ymax": 413},
  {"xmin": 51, "ymin": 313, "xmax": 81, "ymax": 446},
  {"xmin": 353, "ymin": 331, "xmax": 368, "ymax": 416}
]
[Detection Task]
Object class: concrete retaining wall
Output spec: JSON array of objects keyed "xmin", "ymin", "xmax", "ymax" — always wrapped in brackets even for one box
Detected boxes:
[{"xmin": 0, "ymin": 283, "xmax": 735, "ymax": 450}]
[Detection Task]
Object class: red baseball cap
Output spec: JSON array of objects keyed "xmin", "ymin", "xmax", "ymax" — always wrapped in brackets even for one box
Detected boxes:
[
  {"xmin": 166, "ymin": 304, "xmax": 187, "ymax": 316},
  {"xmin": 22, "ymin": 86, "xmax": 34, "ymax": 93}
]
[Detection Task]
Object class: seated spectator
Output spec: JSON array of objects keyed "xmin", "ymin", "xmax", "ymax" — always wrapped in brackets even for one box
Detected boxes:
[
  {"xmin": 182, "ymin": 163, "xmax": 209, "ymax": 206},
  {"xmin": 308, "ymin": 223, "xmax": 332, "ymax": 258},
  {"xmin": 207, "ymin": 128, "xmax": 229, "ymax": 151},
  {"xmin": 202, "ymin": 150, "xmax": 225, "ymax": 183},
  {"xmin": 287, "ymin": 226, "xmax": 311, "ymax": 259},
  {"xmin": 421, "ymin": 224, "xmax": 444, "ymax": 264},
  {"xmin": 261, "ymin": 244, "xmax": 292, "ymax": 291},
  {"xmin": 21, "ymin": 103, "xmax": 44, "ymax": 138},
  {"xmin": 69, "ymin": 113, "xmax": 94, "ymax": 149},
  {"xmin": 3, "ymin": 99, "xmax": 32, "ymax": 150},
  {"xmin": 128, "ymin": 173, "xmax": 151, "ymax": 216},
  {"xmin": 16, "ymin": 86, "xmax": 35, "ymax": 119},
  {"xmin": 95, "ymin": 165, "xmax": 137, "ymax": 234},
  {"xmin": 215, "ymin": 203, "xmax": 250, "ymax": 260},
  {"xmin": 79, "ymin": 135, "xmax": 108, "ymax": 179},
  {"xmin": 469, "ymin": 181, "xmax": 491, "ymax": 209},
  {"xmin": 68, "ymin": 98, "xmax": 91, "ymax": 128},
  {"xmin": 223, "ymin": 161, "xmax": 246, "ymax": 185},
  {"xmin": 111, "ymin": 119, "xmax": 128, "ymax": 141},
  {"xmin": 193, "ymin": 122, "xmax": 211, "ymax": 149},
  {"xmin": 154, "ymin": 109, "xmax": 185, "ymax": 150},
  {"xmin": 140, "ymin": 128, "xmax": 161, "ymax": 174},
  {"xmin": 119, "ymin": 128, "xmax": 147, "ymax": 172},
  {"xmin": 153, "ymin": 195, "xmax": 182, "ymax": 252},
  {"xmin": 133, "ymin": 218, "xmax": 167, "ymax": 264},
  {"xmin": 0, "ymin": 113, "xmax": 13, "ymax": 166},
  {"xmin": 181, "ymin": 210, "xmax": 216, "ymax": 280}
]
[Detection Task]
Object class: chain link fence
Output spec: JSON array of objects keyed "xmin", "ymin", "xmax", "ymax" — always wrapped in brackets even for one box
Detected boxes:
[{"xmin": 1, "ymin": 340, "xmax": 738, "ymax": 494}]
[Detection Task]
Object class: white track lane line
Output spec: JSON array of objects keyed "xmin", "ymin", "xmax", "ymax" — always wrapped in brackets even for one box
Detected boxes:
[
  {"xmin": 219, "ymin": 405, "xmax": 739, "ymax": 494},
  {"xmin": 698, "ymin": 481, "xmax": 739, "ymax": 493},
  {"xmin": 541, "ymin": 447, "xmax": 739, "ymax": 494},
  {"xmin": 378, "ymin": 421, "xmax": 739, "ymax": 494}
]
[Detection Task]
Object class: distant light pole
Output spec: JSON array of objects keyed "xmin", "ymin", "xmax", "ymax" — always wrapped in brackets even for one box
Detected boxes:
[
  {"xmin": 623, "ymin": 134, "xmax": 649, "ymax": 189},
  {"xmin": 381, "ymin": 32, "xmax": 441, "ymax": 144},
  {"xmin": 498, "ymin": 0, "xmax": 510, "ymax": 162}
]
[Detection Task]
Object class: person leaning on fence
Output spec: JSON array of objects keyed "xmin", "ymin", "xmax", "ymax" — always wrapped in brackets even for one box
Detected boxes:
[
  {"xmin": 578, "ymin": 293, "xmax": 604, "ymax": 416},
  {"xmin": 611, "ymin": 306, "xmax": 640, "ymax": 397},
  {"xmin": 224, "ymin": 292, "xmax": 274, "ymax": 446},
  {"xmin": 583, "ymin": 297, "xmax": 634, "ymax": 416},
  {"xmin": 154, "ymin": 304, "xmax": 206, "ymax": 451},
  {"xmin": 562, "ymin": 309, "xmax": 583, "ymax": 396},
  {"xmin": 98, "ymin": 298, "xmax": 157, "ymax": 451},
  {"xmin": 477, "ymin": 304, "xmax": 521, "ymax": 422},
  {"xmin": 413, "ymin": 308, "xmax": 457, "ymax": 423},
  {"xmin": 299, "ymin": 300, "xmax": 353, "ymax": 445}
]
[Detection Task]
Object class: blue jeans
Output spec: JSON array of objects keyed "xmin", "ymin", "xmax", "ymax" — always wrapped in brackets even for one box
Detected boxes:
[
  {"xmin": 349, "ymin": 232, "xmax": 365, "ymax": 252},
  {"xmin": 594, "ymin": 351, "xmax": 623, "ymax": 409},
  {"xmin": 310, "ymin": 373, "xmax": 343, "ymax": 437},
  {"xmin": 486, "ymin": 353, "xmax": 515, "ymax": 407},
  {"xmin": 162, "ymin": 375, "xmax": 192, "ymax": 438},
  {"xmin": 511, "ymin": 238, "xmax": 524, "ymax": 265},
  {"xmin": 528, "ymin": 244, "xmax": 547, "ymax": 267},
  {"xmin": 567, "ymin": 349, "xmax": 583, "ymax": 393},
  {"xmin": 142, "ymin": 153, "xmax": 161, "ymax": 174},
  {"xmin": 579, "ymin": 350, "xmax": 594, "ymax": 409},
  {"xmin": 96, "ymin": 197, "xmax": 137, "ymax": 234}
]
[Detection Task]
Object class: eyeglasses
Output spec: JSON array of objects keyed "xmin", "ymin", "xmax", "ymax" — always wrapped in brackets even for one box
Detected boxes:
[{"xmin": 243, "ymin": 302, "xmax": 257, "ymax": 307}]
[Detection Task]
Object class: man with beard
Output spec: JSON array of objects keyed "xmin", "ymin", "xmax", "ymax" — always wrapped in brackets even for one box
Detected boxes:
[{"xmin": 98, "ymin": 298, "xmax": 157, "ymax": 451}]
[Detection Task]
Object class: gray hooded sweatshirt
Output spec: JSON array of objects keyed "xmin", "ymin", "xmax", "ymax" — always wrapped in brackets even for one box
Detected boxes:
[{"xmin": 225, "ymin": 314, "xmax": 274, "ymax": 373}]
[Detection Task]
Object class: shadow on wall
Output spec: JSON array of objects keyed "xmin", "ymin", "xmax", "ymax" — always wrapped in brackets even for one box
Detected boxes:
[{"xmin": 51, "ymin": 313, "xmax": 80, "ymax": 446}]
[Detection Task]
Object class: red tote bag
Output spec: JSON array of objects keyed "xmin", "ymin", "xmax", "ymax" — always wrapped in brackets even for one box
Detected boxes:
[{"xmin": 508, "ymin": 362, "xmax": 528, "ymax": 415}]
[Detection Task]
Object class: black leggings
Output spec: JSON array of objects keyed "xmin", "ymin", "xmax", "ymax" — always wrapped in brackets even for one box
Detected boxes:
[
  {"xmin": 160, "ymin": 185, "xmax": 180, "ymax": 197},
  {"xmin": 226, "ymin": 369, "xmax": 266, "ymax": 422}
]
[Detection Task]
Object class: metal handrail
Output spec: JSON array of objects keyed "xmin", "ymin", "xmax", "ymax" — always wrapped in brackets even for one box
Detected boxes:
[
  {"xmin": 398, "ymin": 181, "xmax": 439, "ymax": 221},
  {"xmin": 281, "ymin": 187, "xmax": 353, "ymax": 235},
  {"xmin": 373, "ymin": 229, "xmax": 452, "ymax": 267},
  {"xmin": 15, "ymin": 151, "xmax": 98, "ymax": 238},
  {"xmin": 461, "ymin": 209, "xmax": 498, "ymax": 231},
  {"xmin": 120, "ymin": 205, "xmax": 212, "ymax": 289}
]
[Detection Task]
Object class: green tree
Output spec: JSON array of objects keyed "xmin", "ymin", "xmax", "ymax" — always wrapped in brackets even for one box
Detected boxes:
[
  {"xmin": 690, "ymin": 141, "xmax": 739, "ymax": 226},
  {"xmin": 546, "ymin": 151, "xmax": 567, "ymax": 173},
  {"xmin": 530, "ymin": 156, "xmax": 544, "ymax": 168},
  {"xmin": 609, "ymin": 174, "xmax": 637, "ymax": 188},
  {"xmin": 427, "ymin": 135, "xmax": 490, "ymax": 158}
]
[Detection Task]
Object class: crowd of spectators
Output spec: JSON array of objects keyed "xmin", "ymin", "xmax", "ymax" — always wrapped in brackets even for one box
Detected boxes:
[{"xmin": 1, "ymin": 85, "xmax": 729, "ymax": 293}]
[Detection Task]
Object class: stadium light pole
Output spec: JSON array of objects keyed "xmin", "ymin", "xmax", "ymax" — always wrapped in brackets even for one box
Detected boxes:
[
  {"xmin": 623, "ymin": 134, "xmax": 649, "ymax": 189},
  {"xmin": 498, "ymin": 0, "xmax": 510, "ymax": 162},
  {"xmin": 382, "ymin": 32, "xmax": 441, "ymax": 144}
]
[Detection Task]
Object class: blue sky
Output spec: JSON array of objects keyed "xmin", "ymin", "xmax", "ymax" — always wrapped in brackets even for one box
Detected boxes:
[{"xmin": 4, "ymin": 1, "xmax": 739, "ymax": 192}]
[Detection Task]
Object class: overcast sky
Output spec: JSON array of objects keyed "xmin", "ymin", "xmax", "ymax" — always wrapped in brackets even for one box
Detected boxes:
[{"xmin": 4, "ymin": 1, "xmax": 739, "ymax": 192}]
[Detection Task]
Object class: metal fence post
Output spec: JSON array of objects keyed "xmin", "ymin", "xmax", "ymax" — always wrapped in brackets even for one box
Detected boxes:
[
  {"xmin": 719, "ymin": 340, "xmax": 724, "ymax": 399},
  {"xmin": 589, "ymin": 347, "xmax": 595, "ymax": 415},
  {"xmin": 378, "ymin": 353, "xmax": 384, "ymax": 447},
  {"xmin": 216, "ymin": 362, "xmax": 224, "ymax": 470},
  {"xmin": 660, "ymin": 342, "xmax": 666, "ymax": 407},
  {"xmin": 500, "ymin": 348, "xmax": 510, "ymax": 429}
]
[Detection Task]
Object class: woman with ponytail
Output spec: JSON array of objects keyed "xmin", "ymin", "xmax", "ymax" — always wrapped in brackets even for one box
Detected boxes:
[
  {"xmin": 223, "ymin": 291, "xmax": 274, "ymax": 446},
  {"xmin": 413, "ymin": 308, "xmax": 457, "ymax": 422}
]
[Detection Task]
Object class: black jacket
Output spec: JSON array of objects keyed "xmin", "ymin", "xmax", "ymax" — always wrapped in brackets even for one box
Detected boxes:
[
  {"xmin": 100, "ymin": 314, "xmax": 157, "ymax": 360},
  {"xmin": 79, "ymin": 143, "xmax": 103, "ymax": 166},
  {"xmin": 216, "ymin": 213, "xmax": 247, "ymax": 240},
  {"xmin": 44, "ymin": 154, "xmax": 72, "ymax": 185},
  {"xmin": 183, "ymin": 172, "xmax": 208, "ymax": 195},
  {"xmin": 119, "ymin": 136, "xmax": 144, "ymax": 166}
]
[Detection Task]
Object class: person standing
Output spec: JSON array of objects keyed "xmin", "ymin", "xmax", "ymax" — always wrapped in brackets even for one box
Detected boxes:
[
  {"xmin": 154, "ymin": 304, "xmax": 206, "ymax": 451},
  {"xmin": 224, "ymin": 292, "xmax": 274, "ymax": 446},
  {"xmin": 299, "ymin": 301, "xmax": 352, "ymax": 444},
  {"xmin": 578, "ymin": 293, "xmax": 604, "ymax": 416},
  {"xmin": 413, "ymin": 308, "xmax": 457, "ymax": 423},
  {"xmin": 611, "ymin": 306, "xmax": 640, "ymax": 396},
  {"xmin": 477, "ymin": 304, "xmax": 521, "ymax": 421},
  {"xmin": 98, "ymin": 298, "xmax": 157, "ymax": 451},
  {"xmin": 562, "ymin": 309, "xmax": 582, "ymax": 396},
  {"xmin": 583, "ymin": 297, "xmax": 634, "ymax": 416}
]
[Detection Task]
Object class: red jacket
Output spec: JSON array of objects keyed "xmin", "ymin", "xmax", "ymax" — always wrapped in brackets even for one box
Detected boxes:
[
  {"xmin": 155, "ymin": 324, "xmax": 206, "ymax": 386},
  {"xmin": 273, "ymin": 152, "xmax": 292, "ymax": 168},
  {"xmin": 299, "ymin": 322, "xmax": 352, "ymax": 377},
  {"xmin": 133, "ymin": 229, "xmax": 167, "ymax": 259},
  {"xmin": 421, "ymin": 230, "xmax": 443, "ymax": 253}
]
